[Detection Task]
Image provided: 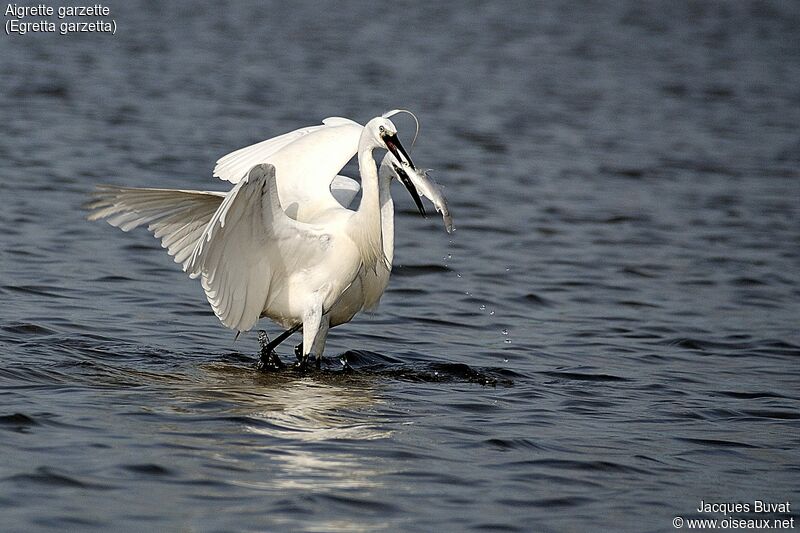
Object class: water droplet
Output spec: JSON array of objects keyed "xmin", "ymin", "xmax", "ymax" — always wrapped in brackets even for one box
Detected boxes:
[
  {"xmin": 447, "ymin": 253, "xmax": 452, "ymax": 259},
  {"xmin": 505, "ymin": 267, "xmax": 510, "ymax": 272},
  {"xmin": 502, "ymin": 328, "xmax": 508, "ymax": 335},
  {"xmin": 456, "ymin": 273, "xmax": 462, "ymax": 278},
  {"xmin": 504, "ymin": 339, "xmax": 512, "ymax": 344},
  {"xmin": 489, "ymin": 310, "xmax": 495, "ymax": 316},
  {"xmin": 465, "ymin": 291, "xmax": 471, "ymax": 295},
  {"xmin": 503, "ymin": 358, "xmax": 509, "ymax": 363},
  {"xmin": 479, "ymin": 304, "xmax": 486, "ymax": 311}
]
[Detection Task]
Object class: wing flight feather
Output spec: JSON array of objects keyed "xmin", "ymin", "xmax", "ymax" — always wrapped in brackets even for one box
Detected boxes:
[
  {"xmin": 85, "ymin": 187, "xmax": 225, "ymax": 271},
  {"xmin": 189, "ymin": 164, "xmax": 330, "ymax": 332},
  {"xmin": 213, "ymin": 118, "xmax": 364, "ymax": 221}
]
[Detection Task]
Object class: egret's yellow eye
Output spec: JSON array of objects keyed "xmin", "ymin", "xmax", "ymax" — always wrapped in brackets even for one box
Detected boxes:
[{"xmin": 379, "ymin": 125, "xmax": 386, "ymax": 134}]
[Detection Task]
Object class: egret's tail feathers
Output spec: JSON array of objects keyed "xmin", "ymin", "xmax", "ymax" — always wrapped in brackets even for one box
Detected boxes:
[{"xmin": 85, "ymin": 186, "xmax": 226, "ymax": 271}]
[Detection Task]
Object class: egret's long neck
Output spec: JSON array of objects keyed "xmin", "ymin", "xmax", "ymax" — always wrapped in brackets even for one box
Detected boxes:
[
  {"xmin": 378, "ymin": 171, "xmax": 395, "ymax": 268},
  {"xmin": 351, "ymin": 144, "xmax": 387, "ymax": 271}
]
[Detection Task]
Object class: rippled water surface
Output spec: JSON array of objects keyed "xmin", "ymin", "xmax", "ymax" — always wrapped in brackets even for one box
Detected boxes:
[{"xmin": 2, "ymin": 2, "xmax": 799, "ymax": 531}]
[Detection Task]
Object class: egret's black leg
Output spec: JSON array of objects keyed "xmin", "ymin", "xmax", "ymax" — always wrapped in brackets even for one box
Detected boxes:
[
  {"xmin": 256, "ymin": 325, "xmax": 301, "ymax": 371},
  {"xmin": 266, "ymin": 324, "xmax": 302, "ymax": 353},
  {"xmin": 256, "ymin": 325, "xmax": 303, "ymax": 371},
  {"xmin": 294, "ymin": 342, "xmax": 303, "ymax": 362}
]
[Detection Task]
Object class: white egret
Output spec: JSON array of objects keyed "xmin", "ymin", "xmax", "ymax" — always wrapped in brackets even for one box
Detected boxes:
[{"xmin": 87, "ymin": 112, "xmax": 452, "ymax": 369}]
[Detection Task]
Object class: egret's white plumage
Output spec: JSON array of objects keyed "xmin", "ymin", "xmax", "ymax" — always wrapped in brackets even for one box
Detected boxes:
[{"xmin": 87, "ymin": 112, "xmax": 452, "ymax": 365}]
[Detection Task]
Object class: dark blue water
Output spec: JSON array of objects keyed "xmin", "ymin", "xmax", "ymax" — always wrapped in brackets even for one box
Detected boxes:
[{"xmin": 2, "ymin": 2, "xmax": 799, "ymax": 531}]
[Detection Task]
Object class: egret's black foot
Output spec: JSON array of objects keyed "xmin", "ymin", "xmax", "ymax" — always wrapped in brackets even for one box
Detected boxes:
[
  {"xmin": 294, "ymin": 352, "xmax": 321, "ymax": 373},
  {"xmin": 256, "ymin": 330, "xmax": 285, "ymax": 372},
  {"xmin": 257, "ymin": 352, "xmax": 285, "ymax": 371},
  {"xmin": 295, "ymin": 353, "xmax": 310, "ymax": 373},
  {"xmin": 340, "ymin": 355, "xmax": 354, "ymax": 373},
  {"xmin": 256, "ymin": 357, "xmax": 285, "ymax": 372}
]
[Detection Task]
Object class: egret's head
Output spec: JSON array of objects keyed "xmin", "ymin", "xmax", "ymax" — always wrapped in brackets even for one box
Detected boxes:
[{"xmin": 366, "ymin": 116, "xmax": 426, "ymax": 216}]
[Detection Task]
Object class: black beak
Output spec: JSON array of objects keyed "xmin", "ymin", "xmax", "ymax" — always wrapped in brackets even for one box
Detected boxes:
[
  {"xmin": 383, "ymin": 133, "xmax": 415, "ymax": 171},
  {"xmin": 384, "ymin": 134, "xmax": 426, "ymax": 217},
  {"xmin": 392, "ymin": 163, "xmax": 427, "ymax": 217}
]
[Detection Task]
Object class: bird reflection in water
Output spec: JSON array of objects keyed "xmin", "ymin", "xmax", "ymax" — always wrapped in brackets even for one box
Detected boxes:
[{"xmin": 179, "ymin": 361, "xmax": 395, "ymax": 496}]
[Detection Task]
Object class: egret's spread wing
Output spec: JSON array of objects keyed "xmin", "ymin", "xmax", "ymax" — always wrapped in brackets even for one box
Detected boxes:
[
  {"xmin": 189, "ymin": 164, "xmax": 330, "ymax": 332},
  {"xmin": 213, "ymin": 117, "xmax": 364, "ymax": 220},
  {"xmin": 330, "ymin": 175, "xmax": 361, "ymax": 208},
  {"xmin": 85, "ymin": 187, "xmax": 225, "ymax": 270},
  {"xmin": 213, "ymin": 125, "xmax": 328, "ymax": 184}
]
